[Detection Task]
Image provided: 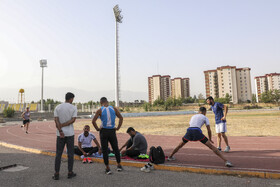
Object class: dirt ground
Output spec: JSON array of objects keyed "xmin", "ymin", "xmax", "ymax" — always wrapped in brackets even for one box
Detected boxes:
[{"xmin": 75, "ymin": 110, "xmax": 280, "ymax": 137}]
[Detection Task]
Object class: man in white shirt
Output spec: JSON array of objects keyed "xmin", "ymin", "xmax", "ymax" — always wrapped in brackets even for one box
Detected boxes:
[
  {"xmin": 74, "ymin": 125, "xmax": 102, "ymax": 163},
  {"xmin": 53, "ymin": 92, "xmax": 78, "ymax": 180},
  {"xmin": 167, "ymin": 107, "xmax": 233, "ymax": 167}
]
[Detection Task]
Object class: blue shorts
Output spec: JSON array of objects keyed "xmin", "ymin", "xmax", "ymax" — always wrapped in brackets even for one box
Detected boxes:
[{"xmin": 182, "ymin": 127, "xmax": 208, "ymax": 144}]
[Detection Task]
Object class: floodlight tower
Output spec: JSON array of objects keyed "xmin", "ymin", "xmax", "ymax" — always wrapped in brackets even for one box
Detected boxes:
[
  {"xmin": 40, "ymin": 59, "xmax": 47, "ymax": 112},
  {"xmin": 113, "ymin": 5, "xmax": 123, "ymax": 108}
]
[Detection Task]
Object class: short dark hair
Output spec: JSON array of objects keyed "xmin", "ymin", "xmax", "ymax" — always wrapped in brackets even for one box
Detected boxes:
[
  {"xmin": 84, "ymin": 125, "xmax": 90, "ymax": 128},
  {"xmin": 126, "ymin": 127, "xmax": 135, "ymax": 133},
  {"xmin": 100, "ymin": 97, "xmax": 108, "ymax": 103},
  {"xmin": 206, "ymin": 96, "xmax": 214, "ymax": 101},
  {"xmin": 65, "ymin": 92, "xmax": 75, "ymax": 101},
  {"xmin": 199, "ymin": 107, "xmax": 206, "ymax": 113}
]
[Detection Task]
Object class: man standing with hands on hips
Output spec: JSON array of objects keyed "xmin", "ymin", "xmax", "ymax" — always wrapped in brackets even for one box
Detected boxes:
[
  {"xmin": 206, "ymin": 96, "xmax": 230, "ymax": 152},
  {"xmin": 92, "ymin": 97, "xmax": 123, "ymax": 175}
]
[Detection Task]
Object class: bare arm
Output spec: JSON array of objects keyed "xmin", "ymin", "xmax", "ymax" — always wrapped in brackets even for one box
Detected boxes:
[
  {"xmin": 93, "ymin": 139, "xmax": 101, "ymax": 150},
  {"xmin": 78, "ymin": 142, "xmax": 86, "ymax": 155},
  {"xmin": 61, "ymin": 117, "xmax": 76, "ymax": 127},
  {"xmin": 221, "ymin": 105, "xmax": 228, "ymax": 120},
  {"xmin": 54, "ymin": 117, "xmax": 64, "ymax": 138},
  {"xmin": 21, "ymin": 112, "xmax": 25, "ymax": 119},
  {"xmin": 120, "ymin": 139, "xmax": 130, "ymax": 151},
  {"xmin": 206, "ymin": 125, "xmax": 213, "ymax": 143},
  {"xmin": 92, "ymin": 109, "xmax": 101, "ymax": 131},
  {"xmin": 114, "ymin": 107, "xmax": 123, "ymax": 131}
]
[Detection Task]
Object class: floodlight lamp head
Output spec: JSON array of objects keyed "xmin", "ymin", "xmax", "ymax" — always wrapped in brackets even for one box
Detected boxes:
[
  {"xmin": 40, "ymin": 59, "xmax": 47, "ymax": 67},
  {"xmin": 113, "ymin": 5, "xmax": 123, "ymax": 23}
]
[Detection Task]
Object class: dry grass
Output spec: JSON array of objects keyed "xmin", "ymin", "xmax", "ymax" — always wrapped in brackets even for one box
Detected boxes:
[{"xmin": 75, "ymin": 110, "xmax": 280, "ymax": 137}]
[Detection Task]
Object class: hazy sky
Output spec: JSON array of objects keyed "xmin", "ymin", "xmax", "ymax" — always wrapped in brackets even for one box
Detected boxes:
[{"xmin": 0, "ymin": 0, "xmax": 280, "ymax": 102}]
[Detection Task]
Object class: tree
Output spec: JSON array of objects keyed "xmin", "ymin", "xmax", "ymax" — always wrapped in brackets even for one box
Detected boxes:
[
  {"xmin": 252, "ymin": 94, "xmax": 257, "ymax": 104},
  {"xmin": 261, "ymin": 90, "xmax": 273, "ymax": 103},
  {"xmin": 272, "ymin": 89, "xmax": 280, "ymax": 104},
  {"xmin": 153, "ymin": 98, "xmax": 165, "ymax": 106},
  {"xmin": 198, "ymin": 93, "xmax": 205, "ymax": 100}
]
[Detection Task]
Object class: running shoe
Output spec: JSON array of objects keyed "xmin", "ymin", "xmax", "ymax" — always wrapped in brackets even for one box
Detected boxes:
[
  {"xmin": 224, "ymin": 146, "xmax": 230, "ymax": 153},
  {"xmin": 87, "ymin": 157, "xmax": 92, "ymax": 163},
  {"xmin": 21, "ymin": 125, "xmax": 24, "ymax": 128},
  {"xmin": 217, "ymin": 147, "xmax": 222, "ymax": 151},
  {"xmin": 117, "ymin": 165, "xmax": 123, "ymax": 172},
  {"xmin": 82, "ymin": 158, "xmax": 87, "ymax": 163},
  {"xmin": 147, "ymin": 163, "xmax": 154, "ymax": 170},
  {"xmin": 67, "ymin": 172, "xmax": 77, "ymax": 179},
  {"xmin": 140, "ymin": 165, "xmax": 151, "ymax": 173},
  {"xmin": 167, "ymin": 156, "xmax": 176, "ymax": 161},
  {"xmin": 26, "ymin": 131, "xmax": 28, "ymax": 134},
  {"xmin": 105, "ymin": 169, "xmax": 112, "ymax": 175},
  {"xmin": 52, "ymin": 173, "xmax": 59, "ymax": 180},
  {"xmin": 225, "ymin": 161, "xmax": 233, "ymax": 167}
]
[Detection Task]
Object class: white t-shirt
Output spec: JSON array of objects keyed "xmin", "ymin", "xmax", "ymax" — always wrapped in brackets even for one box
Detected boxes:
[
  {"xmin": 78, "ymin": 132, "xmax": 96, "ymax": 148},
  {"xmin": 189, "ymin": 114, "xmax": 210, "ymax": 128},
  {"xmin": 54, "ymin": 103, "xmax": 78, "ymax": 137}
]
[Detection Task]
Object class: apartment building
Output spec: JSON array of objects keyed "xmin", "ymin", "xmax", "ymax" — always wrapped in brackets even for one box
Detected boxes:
[
  {"xmin": 148, "ymin": 75, "xmax": 190, "ymax": 103},
  {"xmin": 255, "ymin": 73, "xmax": 280, "ymax": 102},
  {"xmin": 148, "ymin": 75, "xmax": 171, "ymax": 104},
  {"xmin": 204, "ymin": 66, "xmax": 252, "ymax": 104}
]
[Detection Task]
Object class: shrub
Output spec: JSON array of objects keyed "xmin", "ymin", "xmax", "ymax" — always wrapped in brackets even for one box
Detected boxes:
[{"xmin": 3, "ymin": 107, "xmax": 15, "ymax": 118}]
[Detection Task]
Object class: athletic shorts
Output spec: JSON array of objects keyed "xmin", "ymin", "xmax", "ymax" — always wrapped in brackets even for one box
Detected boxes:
[
  {"xmin": 215, "ymin": 122, "xmax": 227, "ymax": 133},
  {"xmin": 23, "ymin": 119, "xmax": 30, "ymax": 124},
  {"xmin": 182, "ymin": 127, "xmax": 208, "ymax": 144}
]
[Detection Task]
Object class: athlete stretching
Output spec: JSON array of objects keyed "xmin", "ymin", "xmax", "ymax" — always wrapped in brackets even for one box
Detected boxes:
[{"xmin": 167, "ymin": 107, "xmax": 233, "ymax": 167}]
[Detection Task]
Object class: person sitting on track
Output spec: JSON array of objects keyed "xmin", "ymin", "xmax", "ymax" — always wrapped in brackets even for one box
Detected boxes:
[
  {"xmin": 167, "ymin": 107, "xmax": 233, "ymax": 167},
  {"xmin": 119, "ymin": 127, "xmax": 148, "ymax": 158},
  {"xmin": 74, "ymin": 125, "xmax": 102, "ymax": 163}
]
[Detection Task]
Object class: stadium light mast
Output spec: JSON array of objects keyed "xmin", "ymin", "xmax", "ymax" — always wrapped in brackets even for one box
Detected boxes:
[
  {"xmin": 113, "ymin": 5, "xmax": 123, "ymax": 108},
  {"xmin": 40, "ymin": 59, "xmax": 47, "ymax": 112}
]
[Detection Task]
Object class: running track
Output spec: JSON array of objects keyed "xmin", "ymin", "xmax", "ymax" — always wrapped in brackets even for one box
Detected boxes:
[{"xmin": 0, "ymin": 121, "xmax": 279, "ymax": 174}]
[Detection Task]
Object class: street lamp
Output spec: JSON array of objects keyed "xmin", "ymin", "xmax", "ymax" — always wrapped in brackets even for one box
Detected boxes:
[
  {"xmin": 113, "ymin": 5, "xmax": 123, "ymax": 108},
  {"xmin": 40, "ymin": 59, "xmax": 47, "ymax": 112}
]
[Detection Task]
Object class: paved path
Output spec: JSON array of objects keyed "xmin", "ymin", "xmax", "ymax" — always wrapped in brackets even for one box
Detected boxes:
[
  {"xmin": 0, "ymin": 121, "xmax": 280, "ymax": 175},
  {"xmin": 1, "ymin": 146, "xmax": 280, "ymax": 187}
]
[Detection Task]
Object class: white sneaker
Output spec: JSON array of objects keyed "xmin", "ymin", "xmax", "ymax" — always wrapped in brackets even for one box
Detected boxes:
[
  {"xmin": 147, "ymin": 163, "xmax": 154, "ymax": 170},
  {"xmin": 225, "ymin": 161, "xmax": 233, "ymax": 167},
  {"xmin": 81, "ymin": 155, "xmax": 84, "ymax": 159},
  {"xmin": 224, "ymin": 146, "xmax": 230, "ymax": 153},
  {"xmin": 167, "ymin": 156, "xmax": 176, "ymax": 161},
  {"xmin": 140, "ymin": 165, "xmax": 151, "ymax": 173}
]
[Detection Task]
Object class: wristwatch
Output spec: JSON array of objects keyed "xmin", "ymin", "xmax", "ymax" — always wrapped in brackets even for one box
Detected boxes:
[{"xmin": 59, "ymin": 130, "xmax": 63, "ymax": 133}]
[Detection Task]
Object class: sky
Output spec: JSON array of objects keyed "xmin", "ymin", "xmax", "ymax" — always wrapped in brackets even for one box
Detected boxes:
[{"xmin": 0, "ymin": 0, "xmax": 280, "ymax": 102}]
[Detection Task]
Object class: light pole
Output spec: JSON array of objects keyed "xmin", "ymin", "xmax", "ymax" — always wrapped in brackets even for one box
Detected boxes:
[
  {"xmin": 40, "ymin": 59, "xmax": 47, "ymax": 112},
  {"xmin": 113, "ymin": 5, "xmax": 123, "ymax": 108}
]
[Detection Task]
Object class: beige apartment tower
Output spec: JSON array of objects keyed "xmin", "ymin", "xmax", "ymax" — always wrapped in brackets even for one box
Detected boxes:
[
  {"xmin": 204, "ymin": 66, "xmax": 252, "ymax": 104},
  {"xmin": 148, "ymin": 75, "xmax": 190, "ymax": 104},
  {"xmin": 148, "ymin": 75, "xmax": 171, "ymax": 104},
  {"xmin": 255, "ymin": 73, "xmax": 280, "ymax": 102}
]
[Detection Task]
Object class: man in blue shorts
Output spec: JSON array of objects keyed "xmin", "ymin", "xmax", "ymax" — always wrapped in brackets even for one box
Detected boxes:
[
  {"xmin": 167, "ymin": 107, "xmax": 233, "ymax": 167},
  {"xmin": 206, "ymin": 96, "xmax": 230, "ymax": 152}
]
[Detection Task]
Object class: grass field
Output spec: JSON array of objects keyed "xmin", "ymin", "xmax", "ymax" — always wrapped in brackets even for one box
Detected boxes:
[{"xmin": 75, "ymin": 110, "xmax": 280, "ymax": 137}]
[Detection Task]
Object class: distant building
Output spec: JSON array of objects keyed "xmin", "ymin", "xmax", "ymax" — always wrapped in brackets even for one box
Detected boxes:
[
  {"xmin": 204, "ymin": 66, "xmax": 252, "ymax": 104},
  {"xmin": 171, "ymin": 78, "xmax": 190, "ymax": 99},
  {"xmin": 255, "ymin": 73, "xmax": 280, "ymax": 102},
  {"xmin": 148, "ymin": 75, "xmax": 190, "ymax": 104}
]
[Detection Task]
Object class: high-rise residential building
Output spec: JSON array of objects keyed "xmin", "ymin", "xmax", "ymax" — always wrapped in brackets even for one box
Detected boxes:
[
  {"xmin": 148, "ymin": 75, "xmax": 189, "ymax": 103},
  {"xmin": 204, "ymin": 66, "xmax": 252, "ymax": 104},
  {"xmin": 254, "ymin": 73, "xmax": 280, "ymax": 102},
  {"xmin": 182, "ymin": 78, "xmax": 190, "ymax": 99},
  {"xmin": 148, "ymin": 75, "xmax": 171, "ymax": 104},
  {"xmin": 171, "ymin": 77, "xmax": 190, "ymax": 99}
]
